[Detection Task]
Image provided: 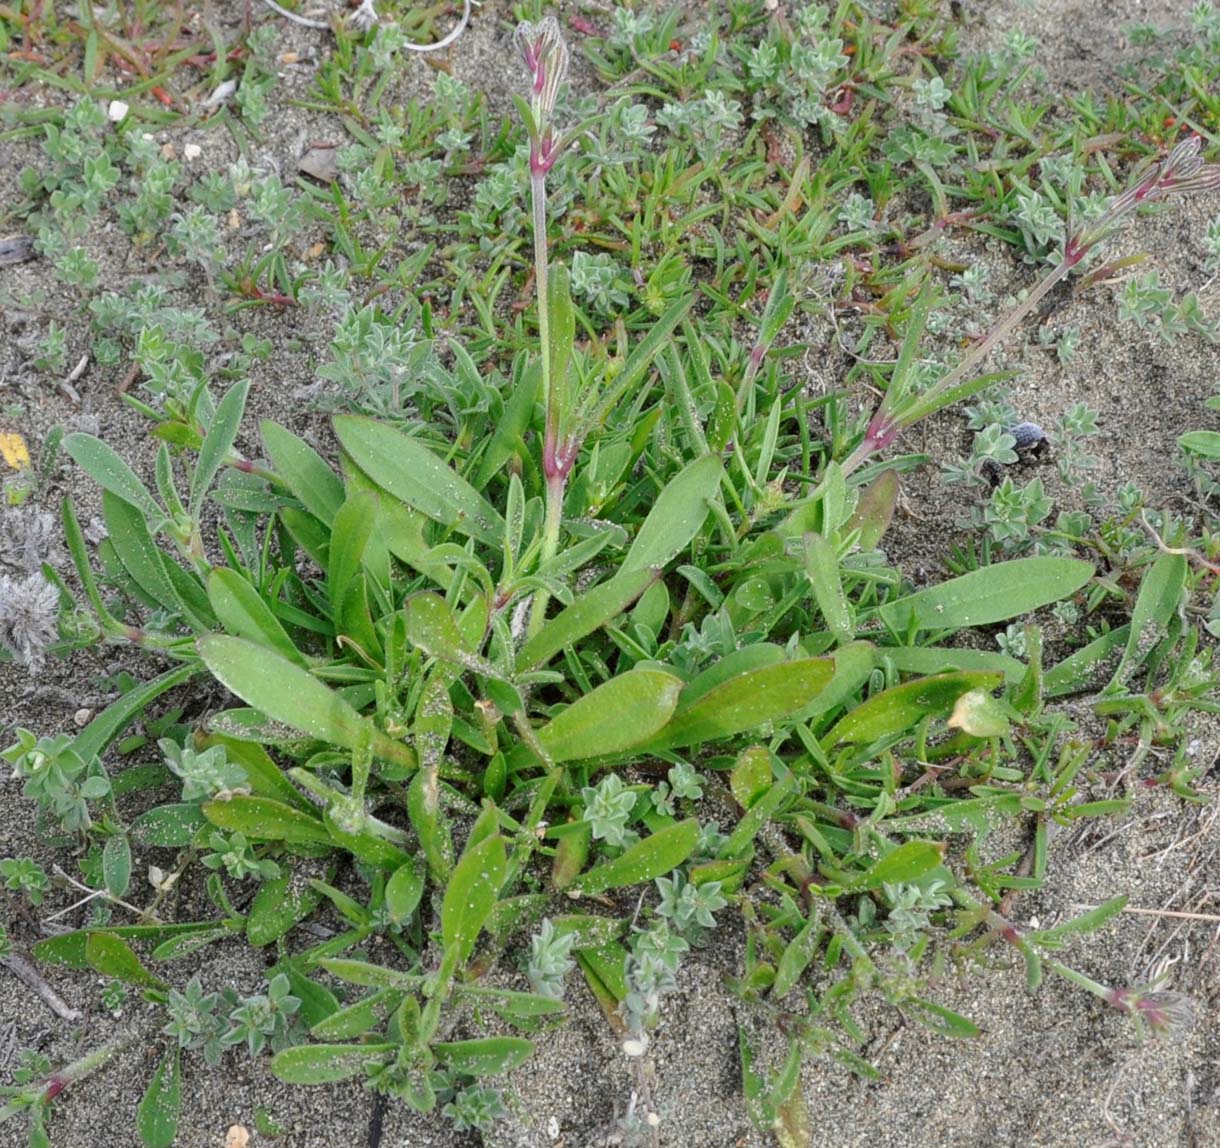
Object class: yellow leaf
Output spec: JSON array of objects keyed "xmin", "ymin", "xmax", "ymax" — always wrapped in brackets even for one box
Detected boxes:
[{"xmin": 0, "ymin": 432, "xmax": 30, "ymax": 470}]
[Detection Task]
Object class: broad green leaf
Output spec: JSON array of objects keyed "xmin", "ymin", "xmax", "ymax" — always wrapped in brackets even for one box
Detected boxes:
[
  {"xmin": 1106, "ymin": 553, "xmax": 1187, "ymax": 691},
  {"xmin": 202, "ymin": 796, "xmax": 333, "ymax": 846},
  {"xmin": 64, "ymin": 432, "xmax": 161, "ymax": 519},
  {"xmin": 208, "ymin": 568, "xmax": 307, "ymax": 666},
  {"xmin": 518, "ymin": 567, "xmax": 656, "ymax": 669},
  {"xmin": 1179, "ymin": 429, "xmax": 1220, "ymax": 459},
  {"xmin": 643, "ymin": 658, "xmax": 836, "ymax": 751},
  {"xmin": 385, "ymin": 858, "xmax": 425, "ymax": 925},
  {"xmin": 441, "ymin": 833, "xmax": 506, "ymax": 965},
  {"xmin": 247, "ymin": 872, "xmax": 326, "ymax": 947},
  {"xmin": 137, "ymin": 1048, "xmax": 181, "ymax": 1148},
  {"xmin": 433, "ymin": 1037, "xmax": 534, "ymax": 1076},
  {"xmin": 827, "ymin": 670, "xmax": 1003, "ymax": 744},
  {"xmin": 197, "ymin": 636, "xmax": 415, "ymax": 771},
  {"xmin": 132, "ymin": 804, "xmax": 208, "ymax": 846},
  {"xmin": 262, "ymin": 419, "xmax": 345, "ymax": 526},
  {"xmin": 731, "ymin": 746, "xmax": 773, "ymax": 811},
  {"xmin": 878, "ymin": 558, "xmax": 1093, "ymax": 633},
  {"xmin": 270, "ymin": 1043, "xmax": 395, "ymax": 1085},
  {"xmin": 458, "ymin": 985, "xmax": 567, "ymax": 1021},
  {"xmin": 204, "ymin": 736, "xmax": 317, "ymax": 812},
  {"xmin": 574, "ymin": 819, "xmax": 700, "ymax": 896},
  {"xmin": 191, "ymin": 379, "xmax": 249, "ymax": 515},
  {"xmin": 102, "ymin": 833, "xmax": 132, "ymax": 898},
  {"xmin": 311, "ymin": 989, "xmax": 404, "ymax": 1040},
  {"xmin": 102, "ymin": 491, "xmax": 212, "ymax": 630},
  {"xmin": 85, "ymin": 932, "xmax": 166, "ymax": 989},
  {"xmin": 536, "ymin": 669, "xmax": 683, "ymax": 762},
  {"xmin": 855, "ymin": 841, "xmax": 945, "ymax": 890},
  {"xmin": 622, "ymin": 454, "xmax": 723, "ymax": 574},
  {"xmin": 32, "ymin": 923, "xmax": 223, "ymax": 969},
  {"xmin": 404, "ymin": 592, "xmax": 494, "ymax": 675},
  {"xmin": 334, "ymin": 416, "xmax": 505, "ymax": 546}
]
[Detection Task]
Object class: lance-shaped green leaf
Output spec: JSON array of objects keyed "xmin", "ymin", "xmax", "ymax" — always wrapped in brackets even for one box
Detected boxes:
[
  {"xmin": 1105, "ymin": 553, "xmax": 1187, "ymax": 691},
  {"xmin": 573, "ymin": 819, "xmax": 700, "ymax": 896},
  {"xmin": 621, "ymin": 453, "xmax": 723, "ymax": 574},
  {"xmin": 197, "ymin": 636, "xmax": 415, "ymax": 771},
  {"xmin": 64, "ymin": 432, "xmax": 162, "ymax": 519},
  {"xmin": 441, "ymin": 833, "xmax": 506, "ymax": 967},
  {"xmin": 846, "ymin": 469, "xmax": 899, "ymax": 550},
  {"xmin": 33, "ymin": 923, "xmax": 223, "ymax": 968},
  {"xmin": 191, "ymin": 379, "xmax": 249, "ymax": 516},
  {"xmin": 642, "ymin": 658, "xmax": 836, "ymax": 751},
  {"xmin": 827, "ymin": 670, "xmax": 1002, "ymax": 744},
  {"xmin": 270, "ymin": 1043, "xmax": 395, "ymax": 1085},
  {"xmin": 1044, "ymin": 625, "xmax": 1130, "ymax": 698},
  {"xmin": 518, "ymin": 567, "xmax": 656, "ymax": 669},
  {"xmin": 805, "ymin": 533, "xmax": 853, "ymax": 645},
  {"xmin": 404, "ymin": 592, "xmax": 498, "ymax": 676},
  {"xmin": 261, "ymin": 419, "xmax": 345, "ymax": 526},
  {"xmin": 103, "ymin": 833, "xmax": 132, "ymax": 898},
  {"xmin": 208, "ymin": 568, "xmax": 307, "ymax": 666},
  {"xmin": 878, "ymin": 558, "xmax": 1093, "ymax": 633},
  {"xmin": 853, "ymin": 840, "xmax": 945, "ymax": 891},
  {"xmin": 334, "ymin": 416, "xmax": 505, "ymax": 546},
  {"xmin": 132, "ymin": 803, "xmax": 208, "ymax": 847},
  {"xmin": 247, "ymin": 871, "xmax": 327, "ymax": 947},
  {"xmin": 137, "ymin": 1047, "xmax": 181, "ymax": 1148},
  {"xmin": 202, "ymin": 796, "xmax": 333, "ymax": 846},
  {"xmin": 85, "ymin": 932, "xmax": 166, "ymax": 989},
  {"xmin": 535, "ymin": 669, "xmax": 683, "ymax": 762},
  {"xmin": 1178, "ymin": 430, "xmax": 1220, "ymax": 460},
  {"xmin": 433, "ymin": 1037, "xmax": 534, "ymax": 1076}
]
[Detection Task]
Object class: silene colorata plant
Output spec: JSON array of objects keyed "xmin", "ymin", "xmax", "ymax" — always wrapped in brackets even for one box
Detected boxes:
[{"xmin": 4, "ymin": 12, "xmax": 1220, "ymax": 1148}]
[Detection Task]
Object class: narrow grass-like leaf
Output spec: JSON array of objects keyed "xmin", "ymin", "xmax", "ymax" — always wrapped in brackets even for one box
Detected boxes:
[
  {"xmin": 1029, "ymin": 896, "xmax": 1128, "ymax": 945},
  {"xmin": 574, "ymin": 819, "xmax": 700, "ymax": 895},
  {"xmin": 536, "ymin": 669, "xmax": 683, "ymax": 762},
  {"xmin": 878, "ymin": 558, "xmax": 1093, "ymax": 633},
  {"xmin": 335, "ymin": 415, "xmax": 504, "ymax": 546}
]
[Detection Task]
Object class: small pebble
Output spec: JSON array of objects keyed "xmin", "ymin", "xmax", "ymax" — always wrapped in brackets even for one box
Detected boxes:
[
  {"xmin": 224, "ymin": 1126, "xmax": 249, "ymax": 1148},
  {"xmin": 107, "ymin": 100, "xmax": 129, "ymax": 122},
  {"xmin": 183, "ymin": 142, "xmax": 202, "ymax": 161},
  {"xmin": 73, "ymin": 708, "xmax": 91, "ymax": 727}
]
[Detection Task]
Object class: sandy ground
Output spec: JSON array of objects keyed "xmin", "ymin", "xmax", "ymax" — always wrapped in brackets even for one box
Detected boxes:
[{"xmin": 2, "ymin": 2, "xmax": 1219, "ymax": 1146}]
